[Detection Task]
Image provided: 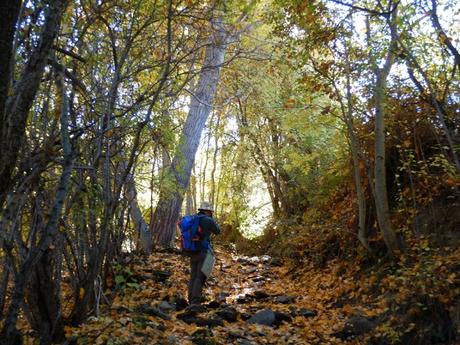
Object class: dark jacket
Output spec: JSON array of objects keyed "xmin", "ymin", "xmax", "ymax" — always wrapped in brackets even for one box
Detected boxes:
[{"xmin": 197, "ymin": 211, "xmax": 220, "ymax": 248}]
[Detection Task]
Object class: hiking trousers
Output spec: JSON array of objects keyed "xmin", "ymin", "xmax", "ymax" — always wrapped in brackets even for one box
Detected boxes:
[{"xmin": 188, "ymin": 251, "xmax": 207, "ymax": 304}]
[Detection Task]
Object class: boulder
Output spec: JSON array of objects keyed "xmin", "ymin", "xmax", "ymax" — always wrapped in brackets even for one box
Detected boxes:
[
  {"xmin": 195, "ymin": 317, "xmax": 224, "ymax": 328},
  {"xmin": 216, "ymin": 307, "xmax": 238, "ymax": 322},
  {"xmin": 247, "ymin": 309, "xmax": 276, "ymax": 326},
  {"xmin": 274, "ymin": 295, "xmax": 295, "ymax": 304},
  {"xmin": 236, "ymin": 296, "xmax": 249, "ymax": 304},
  {"xmin": 206, "ymin": 300, "xmax": 221, "ymax": 309},
  {"xmin": 332, "ymin": 315, "xmax": 376, "ymax": 340},
  {"xmin": 268, "ymin": 257, "xmax": 283, "ymax": 267},
  {"xmin": 134, "ymin": 304, "xmax": 171, "ymax": 320},
  {"xmin": 251, "ymin": 290, "xmax": 270, "ymax": 300},
  {"xmin": 150, "ymin": 269, "xmax": 172, "ymax": 282},
  {"xmin": 292, "ymin": 308, "xmax": 317, "ymax": 318},
  {"xmin": 274, "ymin": 311, "xmax": 292, "ymax": 325}
]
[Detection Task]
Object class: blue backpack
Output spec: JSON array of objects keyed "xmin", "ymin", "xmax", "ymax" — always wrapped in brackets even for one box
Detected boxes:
[{"xmin": 178, "ymin": 214, "xmax": 209, "ymax": 253}]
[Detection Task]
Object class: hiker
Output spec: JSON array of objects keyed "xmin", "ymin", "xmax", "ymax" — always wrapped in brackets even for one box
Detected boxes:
[{"xmin": 185, "ymin": 202, "xmax": 220, "ymax": 305}]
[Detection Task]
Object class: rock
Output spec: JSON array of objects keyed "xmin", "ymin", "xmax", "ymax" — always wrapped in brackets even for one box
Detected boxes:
[
  {"xmin": 251, "ymin": 276, "xmax": 265, "ymax": 283},
  {"xmin": 134, "ymin": 304, "xmax": 171, "ymax": 320},
  {"xmin": 176, "ymin": 312, "xmax": 197, "ymax": 323},
  {"xmin": 260, "ymin": 255, "xmax": 272, "ymax": 262},
  {"xmin": 236, "ymin": 256, "xmax": 250, "ymax": 264},
  {"xmin": 274, "ymin": 295, "xmax": 295, "ymax": 304},
  {"xmin": 216, "ymin": 307, "xmax": 238, "ymax": 322},
  {"xmin": 274, "ymin": 311, "xmax": 292, "ymax": 325},
  {"xmin": 236, "ymin": 296, "xmax": 249, "ymax": 304},
  {"xmin": 268, "ymin": 257, "xmax": 283, "ymax": 266},
  {"xmin": 159, "ymin": 301, "xmax": 175, "ymax": 312},
  {"xmin": 248, "ymin": 256, "xmax": 261, "ymax": 264},
  {"xmin": 150, "ymin": 269, "xmax": 172, "ymax": 282},
  {"xmin": 248, "ymin": 309, "xmax": 276, "ymax": 326},
  {"xmin": 195, "ymin": 317, "xmax": 224, "ymax": 328},
  {"xmin": 296, "ymin": 308, "xmax": 317, "ymax": 318},
  {"xmin": 332, "ymin": 315, "xmax": 376, "ymax": 340},
  {"xmin": 251, "ymin": 290, "xmax": 270, "ymax": 300},
  {"xmin": 207, "ymin": 300, "xmax": 221, "ymax": 309},
  {"xmin": 245, "ymin": 267, "xmax": 257, "ymax": 274}
]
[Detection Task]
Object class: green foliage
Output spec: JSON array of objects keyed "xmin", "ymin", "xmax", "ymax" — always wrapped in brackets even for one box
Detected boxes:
[{"xmin": 113, "ymin": 263, "xmax": 140, "ymax": 291}]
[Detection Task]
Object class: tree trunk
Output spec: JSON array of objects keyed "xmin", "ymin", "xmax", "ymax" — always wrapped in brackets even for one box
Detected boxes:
[
  {"xmin": 341, "ymin": 34, "xmax": 371, "ymax": 252},
  {"xmin": 0, "ymin": 69, "xmax": 73, "ymax": 345},
  {"xmin": 151, "ymin": 17, "xmax": 229, "ymax": 247},
  {"xmin": 0, "ymin": 0, "xmax": 68, "ymax": 206},
  {"xmin": 210, "ymin": 115, "xmax": 221, "ymax": 209},
  {"xmin": 372, "ymin": 10, "xmax": 404, "ymax": 258},
  {"xmin": 0, "ymin": 0, "xmax": 22, "ymax": 137},
  {"xmin": 26, "ymin": 250, "xmax": 65, "ymax": 345},
  {"xmin": 0, "ymin": 258, "xmax": 11, "ymax": 320},
  {"xmin": 124, "ymin": 171, "xmax": 152, "ymax": 253}
]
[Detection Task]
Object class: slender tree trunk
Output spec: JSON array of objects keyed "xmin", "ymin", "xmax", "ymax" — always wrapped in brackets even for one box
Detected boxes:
[
  {"xmin": 401, "ymin": 45, "xmax": 460, "ymax": 173},
  {"xmin": 341, "ymin": 35, "xmax": 371, "ymax": 252},
  {"xmin": 151, "ymin": 17, "xmax": 229, "ymax": 247},
  {"xmin": 0, "ymin": 0, "xmax": 68, "ymax": 206},
  {"xmin": 210, "ymin": 115, "xmax": 221, "ymax": 209},
  {"xmin": 26, "ymin": 250, "xmax": 64, "ymax": 345},
  {"xmin": 124, "ymin": 170, "xmax": 152, "ymax": 253},
  {"xmin": 430, "ymin": 0, "xmax": 460, "ymax": 73},
  {"xmin": 200, "ymin": 131, "xmax": 212, "ymax": 203},
  {"xmin": 0, "ymin": 258, "xmax": 11, "ymax": 321},
  {"xmin": 0, "ymin": 0, "xmax": 21, "ymax": 135},
  {"xmin": 371, "ymin": 10, "xmax": 404, "ymax": 257},
  {"xmin": 1, "ymin": 70, "xmax": 73, "ymax": 345}
]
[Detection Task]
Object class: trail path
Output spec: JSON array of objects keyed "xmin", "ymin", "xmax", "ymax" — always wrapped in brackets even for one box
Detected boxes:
[{"xmin": 63, "ymin": 247, "xmax": 375, "ymax": 345}]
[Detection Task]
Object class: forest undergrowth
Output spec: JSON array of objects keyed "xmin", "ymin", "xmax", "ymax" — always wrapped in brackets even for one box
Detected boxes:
[{"xmin": 15, "ymin": 230, "xmax": 459, "ymax": 345}]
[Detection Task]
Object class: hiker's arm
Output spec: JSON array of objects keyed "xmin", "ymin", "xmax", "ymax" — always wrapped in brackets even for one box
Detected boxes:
[
  {"xmin": 202, "ymin": 217, "xmax": 221, "ymax": 234},
  {"xmin": 211, "ymin": 219, "xmax": 221, "ymax": 234}
]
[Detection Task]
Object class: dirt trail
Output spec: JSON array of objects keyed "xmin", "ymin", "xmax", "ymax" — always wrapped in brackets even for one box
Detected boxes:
[{"xmin": 61, "ymin": 247, "xmax": 365, "ymax": 345}]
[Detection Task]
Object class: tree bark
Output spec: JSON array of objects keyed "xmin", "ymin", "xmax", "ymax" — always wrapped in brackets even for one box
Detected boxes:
[
  {"xmin": 372, "ymin": 9, "xmax": 404, "ymax": 258},
  {"xmin": 430, "ymin": 0, "xmax": 460, "ymax": 73},
  {"xmin": 210, "ymin": 115, "xmax": 221, "ymax": 209},
  {"xmin": 0, "ymin": 0, "xmax": 68, "ymax": 207},
  {"xmin": 0, "ymin": 69, "xmax": 73, "ymax": 345},
  {"xmin": 151, "ymin": 17, "xmax": 229, "ymax": 247},
  {"xmin": 124, "ymin": 171, "xmax": 152, "ymax": 253}
]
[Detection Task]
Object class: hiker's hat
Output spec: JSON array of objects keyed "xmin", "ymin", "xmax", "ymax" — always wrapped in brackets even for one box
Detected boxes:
[{"xmin": 198, "ymin": 201, "xmax": 214, "ymax": 212}]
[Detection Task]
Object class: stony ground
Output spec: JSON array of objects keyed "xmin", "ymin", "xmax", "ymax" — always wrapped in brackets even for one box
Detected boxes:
[{"xmin": 49, "ymin": 247, "xmax": 386, "ymax": 345}]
